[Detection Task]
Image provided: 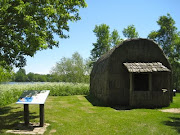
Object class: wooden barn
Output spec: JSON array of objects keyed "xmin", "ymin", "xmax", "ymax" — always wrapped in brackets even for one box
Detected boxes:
[{"xmin": 90, "ymin": 38, "xmax": 172, "ymax": 108}]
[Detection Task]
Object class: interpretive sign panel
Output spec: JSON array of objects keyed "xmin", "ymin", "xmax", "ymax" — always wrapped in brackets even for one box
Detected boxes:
[
  {"xmin": 16, "ymin": 90, "xmax": 50, "ymax": 127},
  {"xmin": 16, "ymin": 90, "xmax": 50, "ymax": 104}
]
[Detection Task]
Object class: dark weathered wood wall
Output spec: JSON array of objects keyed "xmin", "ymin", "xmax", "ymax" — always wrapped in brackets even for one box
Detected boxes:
[{"xmin": 90, "ymin": 39, "xmax": 172, "ymax": 107}]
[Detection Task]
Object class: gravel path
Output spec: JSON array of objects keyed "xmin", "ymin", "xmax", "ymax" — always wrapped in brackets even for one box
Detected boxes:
[{"xmin": 160, "ymin": 108, "xmax": 180, "ymax": 113}]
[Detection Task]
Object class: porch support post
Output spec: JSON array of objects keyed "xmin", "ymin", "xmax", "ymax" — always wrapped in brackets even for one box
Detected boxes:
[
  {"xmin": 129, "ymin": 73, "xmax": 133, "ymax": 106},
  {"xmin": 149, "ymin": 73, "xmax": 152, "ymax": 91}
]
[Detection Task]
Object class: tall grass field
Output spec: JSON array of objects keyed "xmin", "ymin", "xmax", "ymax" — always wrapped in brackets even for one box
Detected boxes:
[{"xmin": 0, "ymin": 82, "xmax": 89, "ymax": 107}]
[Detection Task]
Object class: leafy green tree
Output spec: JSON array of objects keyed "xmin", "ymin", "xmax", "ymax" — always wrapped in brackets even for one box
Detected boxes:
[
  {"xmin": 111, "ymin": 29, "xmax": 122, "ymax": 47},
  {"xmin": 0, "ymin": 66, "xmax": 14, "ymax": 82},
  {"xmin": 84, "ymin": 58, "xmax": 92, "ymax": 75},
  {"xmin": 0, "ymin": 0, "xmax": 87, "ymax": 69},
  {"xmin": 90, "ymin": 24, "xmax": 111, "ymax": 63},
  {"xmin": 53, "ymin": 57, "xmax": 73, "ymax": 82},
  {"xmin": 90, "ymin": 24, "xmax": 122, "ymax": 66},
  {"xmin": 46, "ymin": 74, "xmax": 54, "ymax": 82},
  {"xmin": 27, "ymin": 72, "xmax": 48, "ymax": 82},
  {"xmin": 122, "ymin": 25, "xmax": 139, "ymax": 39},
  {"xmin": 15, "ymin": 68, "xmax": 28, "ymax": 82},
  {"xmin": 172, "ymin": 61, "xmax": 180, "ymax": 90},
  {"xmin": 148, "ymin": 13, "xmax": 178, "ymax": 58},
  {"xmin": 27, "ymin": 72, "xmax": 35, "ymax": 82},
  {"xmin": 51, "ymin": 52, "xmax": 89, "ymax": 83},
  {"xmin": 36, "ymin": 74, "xmax": 47, "ymax": 82},
  {"xmin": 71, "ymin": 52, "xmax": 84, "ymax": 82},
  {"xmin": 148, "ymin": 13, "xmax": 180, "ymax": 90}
]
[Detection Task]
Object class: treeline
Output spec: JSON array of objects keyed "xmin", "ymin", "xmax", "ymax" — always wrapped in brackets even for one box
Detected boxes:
[
  {"xmin": 11, "ymin": 52, "xmax": 90, "ymax": 83},
  {"xmin": 13, "ymin": 69, "xmax": 53, "ymax": 82}
]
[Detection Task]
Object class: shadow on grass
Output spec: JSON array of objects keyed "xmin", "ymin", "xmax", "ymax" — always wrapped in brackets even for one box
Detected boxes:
[
  {"xmin": 84, "ymin": 95, "xmax": 132, "ymax": 110},
  {"xmin": 163, "ymin": 117, "xmax": 180, "ymax": 133},
  {"xmin": 111, "ymin": 106, "xmax": 132, "ymax": 111},
  {"xmin": 0, "ymin": 106, "xmax": 38, "ymax": 134},
  {"xmin": 84, "ymin": 95, "xmax": 107, "ymax": 107}
]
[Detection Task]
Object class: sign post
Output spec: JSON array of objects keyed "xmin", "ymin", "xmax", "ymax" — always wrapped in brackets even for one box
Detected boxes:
[
  {"xmin": 16, "ymin": 90, "xmax": 50, "ymax": 127},
  {"xmin": 40, "ymin": 104, "xmax": 44, "ymax": 127},
  {"xmin": 24, "ymin": 104, "xmax": 29, "ymax": 126}
]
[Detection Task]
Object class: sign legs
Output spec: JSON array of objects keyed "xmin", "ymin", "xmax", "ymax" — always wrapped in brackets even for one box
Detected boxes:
[
  {"xmin": 23, "ymin": 104, "xmax": 45, "ymax": 127},
  {"xmin": 24, "ymin": 104, "xmax": 29, "ymax": 126},
  {"xmin": 40, "ymin": 104, "xmax": 44, "ymax": 127}
]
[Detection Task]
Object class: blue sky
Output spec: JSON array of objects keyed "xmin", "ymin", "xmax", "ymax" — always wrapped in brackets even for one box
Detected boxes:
[{"xmin": 16, "ymin": 0, "xmax": 180, "ymax": 74}]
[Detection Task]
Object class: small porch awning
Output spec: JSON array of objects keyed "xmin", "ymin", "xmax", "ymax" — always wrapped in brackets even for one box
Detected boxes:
[{"xmin": 123, "ymin": 62, "xmax": 170, "ymax": 73}]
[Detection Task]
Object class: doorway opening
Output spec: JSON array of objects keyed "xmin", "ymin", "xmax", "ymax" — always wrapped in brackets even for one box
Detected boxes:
[{"xmin": 134, "ymin": 73, "xmax": 149, "ymax": 91}]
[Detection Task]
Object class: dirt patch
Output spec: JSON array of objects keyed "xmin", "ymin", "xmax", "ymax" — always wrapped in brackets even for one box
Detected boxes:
[
  {"xmin": 6, "ymin": 123, "xmax": 50, "ymax": 135},
  {"xmin": 50, "ymin": 129, "xmax": 57, "ymax": 134},
  {"xmin": 160, "ymin": 108, "xmax": 180, "ymax": 113}
]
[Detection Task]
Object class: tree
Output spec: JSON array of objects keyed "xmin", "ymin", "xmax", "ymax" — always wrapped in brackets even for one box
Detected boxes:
[
  {"xmin": 27, "ymin": 72, "xmax": 49, "ymax": 82},
  {"xmin": 15, "ymin": 68, "xmax": 28, "ymax": 82},
  {"xmin": 90, "ymin": 24, "xmax": 111, "ymax": 63},
  {"xmin": 27, "ymin": 72, "xmax": 35, "ymax": 82},
  {"xmin": 0, "ymin": 0, "xmax": 87, "ymax": 69},
  {"xmin": 122, "ymin": 25, "xmax": 139, "ymax": 39},
  {"xmin": 89, "ymin": 24, "xmax": 123, "ymax": 68},
  {"xmin": 111, "ymin": 29, "xmax": 122, "ymax": 47},
  {"xmin": 172, "ymin": 60, "xmax": 180, "ymax": 90},
  {"xmin": 51, "ymin": 52, "xmax": 89, "ymax": 83},
  {"xmin": 148, "ymin": 13, "xmax": 180, "ymax": 90},
  {"xmin": 147, "ymin": 13, "xmax": 180, "ymax": 63},
  {"xmin": 84, "ymin": 58, "xmax": 92, "ymax": 75},
  {"xmin": 148, "ymin": 13, "xmax": 178, "ymax": 58},
  {"xmin": 90, "ymin": 24, "xmax": 123, "ymax": 66},
  {"xmin": 0, "ymin": 66, "xmax": 14, "ymax": 82},
  {"xmin": 36, "ymin": 74, "xmax": 47, "ymax": 82}
]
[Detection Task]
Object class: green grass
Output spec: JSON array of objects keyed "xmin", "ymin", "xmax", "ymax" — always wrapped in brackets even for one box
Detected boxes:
[
  {"xmin": 0, "ymin": 82, "xmax": 89, "ymax": 107},
  {"xmin": 167, "ymin": 93, "xmax": 180, "ymax": 108},
  {"xmin": 0, "ymin": 94, "xmax": 180, "ymax": 135}
]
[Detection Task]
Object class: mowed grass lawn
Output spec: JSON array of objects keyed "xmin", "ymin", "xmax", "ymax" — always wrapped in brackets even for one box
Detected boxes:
[{"xmin": 0, "ymin": 94, "xmax": 180, "ymax": 135}]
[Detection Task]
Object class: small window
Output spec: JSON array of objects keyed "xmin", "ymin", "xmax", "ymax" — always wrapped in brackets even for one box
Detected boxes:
[{"xmin": 134, "ymin": 74, "xmax": 149, "ymax": 91}]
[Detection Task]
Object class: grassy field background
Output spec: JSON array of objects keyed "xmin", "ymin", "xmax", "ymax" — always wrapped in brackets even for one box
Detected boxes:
[
  {"xmin": 0, "ymin": 83, "xmax": 89, "ymax": 107},
  {"xmin": 0, "ymin": 93, "xmax": 179, "ymax": 134}
]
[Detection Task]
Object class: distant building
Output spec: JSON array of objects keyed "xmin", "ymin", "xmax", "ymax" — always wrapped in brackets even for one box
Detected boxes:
[{"xmin": 90, "ymin": 38, "xmax": 172, "ymax": 108}]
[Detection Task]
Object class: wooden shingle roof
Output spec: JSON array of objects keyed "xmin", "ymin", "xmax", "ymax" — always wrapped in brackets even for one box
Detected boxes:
[{"xmin": 123, "ymin": 62, "xmax": 170, "ymax": 73}]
